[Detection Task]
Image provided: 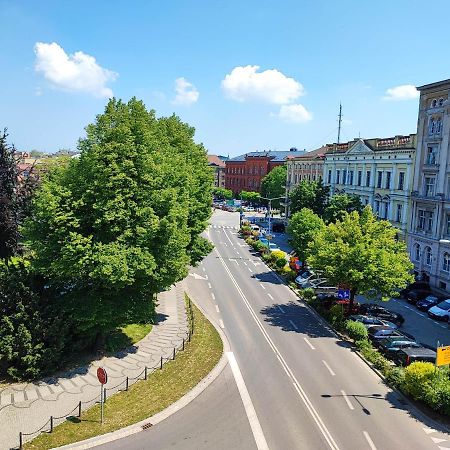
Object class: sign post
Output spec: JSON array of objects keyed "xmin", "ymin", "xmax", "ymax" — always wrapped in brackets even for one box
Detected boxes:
[
  {"xmin": 97, "ymin": 367, "xmax": 108, "ymax": 424},
  {"xmin": 436, "ymin": 345, "xmax": 450, "ymax": 367}
]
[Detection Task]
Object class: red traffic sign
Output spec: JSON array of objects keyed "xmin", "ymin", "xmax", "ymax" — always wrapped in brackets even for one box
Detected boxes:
[{"xmin": 97, "ymin": 367, "xmax": 108, "ymax": 385}]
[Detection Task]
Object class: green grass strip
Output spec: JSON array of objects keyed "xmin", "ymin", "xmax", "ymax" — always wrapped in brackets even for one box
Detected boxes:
[{"xmin": 25, "ymin": 300, "xmax": 223, "ymax": 449}]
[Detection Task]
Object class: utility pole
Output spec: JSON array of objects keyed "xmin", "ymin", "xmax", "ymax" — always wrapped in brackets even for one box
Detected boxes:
[{"xmin": 337, "ymin": 103, "xmax": 342, "ymax": 144}]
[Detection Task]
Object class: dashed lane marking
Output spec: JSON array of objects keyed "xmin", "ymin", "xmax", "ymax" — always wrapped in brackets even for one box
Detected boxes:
[
  {"xmin": 211, "ymin": 293, "xmax": 216, "ymax": 300},
  {"xmin": 219, "ymin": 319, "xmax": 225, "ymax": 329},
  {"xmin": 215, "ymin": 305, "xmax": 220, "ymax": 313},
  {"xmin": 289, "ymin": 320, "xmax": 298, "ymax": 330},
  {"xmin": 243, "ymin": 261, "xmax": 248, "ymax": 266},
  {"xmin": 208, "ymin": 282, "xmax": 212, "ymax": 289},
  {"xmin": 341, "ymin": 390, "xmax": 354, "ymax": 410},
  {"xmin": 322, "ymin": 360, "xmax": 336, "ymax": 376},
  {"xmin": 277, "ymin": 305, "xmax": 285, "ymax": 313},
  {"xmin": 363, "ymin": 431, "xmax": 377, "ymax": 450},
  {"xmin": 267, "ymin": 293, "xmax": 274, "ymax": 300},
  {"xmin": 431, "ymin": 437, "xmax": 447, "ymax": 444},
  {"xmin": 304, "ymin": 337, "xmax": 315, "ymax": 350},
  {"xmin": 423, "ymin": 428, "xmax": 438, "ymax": 435},
  {"xmin": 260, "ymin": 284, "xmax": 266, "ymax": 290},
  {"xmin": 248, "ymin": 267, "xmax": 253, "ymax": 273}
]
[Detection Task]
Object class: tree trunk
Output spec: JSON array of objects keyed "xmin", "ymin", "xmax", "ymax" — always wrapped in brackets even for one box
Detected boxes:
[{"xmin": 348, "ymin": 288, "xmax": 357, "ymax": 313}]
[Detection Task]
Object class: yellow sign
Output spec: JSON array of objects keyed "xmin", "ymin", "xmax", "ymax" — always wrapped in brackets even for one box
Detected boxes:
[{"xmin": 436, "ymin": 346, "xmax": 450, "ymax": 366}]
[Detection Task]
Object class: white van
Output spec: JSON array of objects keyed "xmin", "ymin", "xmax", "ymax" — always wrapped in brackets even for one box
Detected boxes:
[{"xmin": 250, "ymin": 224, "xmax": 260, "ymax": 232}]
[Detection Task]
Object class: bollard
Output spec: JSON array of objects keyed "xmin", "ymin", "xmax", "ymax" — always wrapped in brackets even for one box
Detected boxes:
[
  {"xmin": 104, "ymin": 387, "xmax": 107, "ymax": 403},
  {"xmin": 160, "ymin": 356, "xmax": 163, "ymax": 369},
  {"xmin": 19, "ymin": 431, "xmax": 23, "ymax": 450},
  {"xmin": 173, "ymin": 347, "xmax": 176, "ymax": 360},
  {"xmin": 126, "ymin": 377, "xmax": 129, "ymax": 391},
  {"xmin": 50, "ymin": 415, "xmax": 53, "ymax": 433},
  {"xmin": 188, "ymin": 330, "xmax": 191, "ymax": 342},
  {"xmin": 78, "ymin": 401, "xmax": 82, "ymax": 418},
  {"xmin": 145, "ymin": 366, "xmax": 148, "ymax": 380},
  {"xmin": 182, "ymin": 338, "xmax": 185, "ymax": 351}
]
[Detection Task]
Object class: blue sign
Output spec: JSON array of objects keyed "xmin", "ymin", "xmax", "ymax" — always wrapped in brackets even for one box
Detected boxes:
[{"xmin": 337, "ymin": 289, "xmax": 350, "ymax": 300}]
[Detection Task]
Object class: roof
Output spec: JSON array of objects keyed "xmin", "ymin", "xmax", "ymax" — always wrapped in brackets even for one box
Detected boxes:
[
  {"xmin": 287, "ymin": 146, "xmax": 327, "ymax": 161},
  {"xmin": 228, "ymin": 150, "xmax": 305, "ymax": 163},
  {"xmin": 417, "ymin": 79, "xmax": 450, "ymax": 92},
  {"xmin": 324, "ymin": 135, "xmax": 416, "ymax": 155},
  {"xmin": 207, "ymin": 154, "xmax": 226, "ymax": 168}
]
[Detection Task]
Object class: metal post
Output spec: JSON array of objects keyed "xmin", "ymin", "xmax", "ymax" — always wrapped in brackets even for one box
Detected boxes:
[
  {"xmin": 78, "ymin": 401, "xmax": 82, "ymax": 417},
  {"xmin": 104, "ymin": 387, "xmax": 107, "ymax": 403},
  {"xmin": 144, "ymin": 366, "xmax": 148, "ymax": 380},
  {"xmin": 268, "ymin": 199, "xmax": 272, "ymax": 236},
  {"xmin": 100, "ymin": 385, "xmax": 104, "ymax": 424},
  {"xmin": 173, "ymin": 347, "xmax": 176, "ymax": 360},
  {"xmin": 188, "ymin": 330, "xmax": 191, "ymax": 342},
  {"xmin": 50, "ymin": 415, "xmax": 53, "ymax": 433},
  {"xmin": 126, "ymin": 377, "xmax": 129, "ymax": 391},
  {"xmin": 182, "ymin": 338, "xmax": 185, "ymax": 350},
  {"xmin": 160, "ymin": 355, "xmax": 163, "ymax": 369},
  {"xmin": 19, "ymin": 432, "xmax": 23, "ymax": 450}
]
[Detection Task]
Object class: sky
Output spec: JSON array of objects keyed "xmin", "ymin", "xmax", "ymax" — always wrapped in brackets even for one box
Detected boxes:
[{"xmin": 2, "ymin": 0, "xmax": 450, "ymax": 157}]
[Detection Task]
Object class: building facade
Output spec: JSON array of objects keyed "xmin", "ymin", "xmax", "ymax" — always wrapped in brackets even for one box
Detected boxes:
[
  {"xmin": 225, "ymin": 149, "xmax": 304, "ymax": 194},
  {"xmin": 323, "ymin": 135, "xmax": 416, "ymax": 237},
  {"xmin": 207, "ymin": 155, "xmax": 227, "ymax": 188},
  {"xmin": 408, "ymin": 79, "xmax": 450, "ymax": 290}
]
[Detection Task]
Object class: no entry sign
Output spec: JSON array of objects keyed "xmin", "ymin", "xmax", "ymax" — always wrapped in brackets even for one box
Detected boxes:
[{"xmin": 97, "ymin": 367, "xmax": 108, "ymax": 385}]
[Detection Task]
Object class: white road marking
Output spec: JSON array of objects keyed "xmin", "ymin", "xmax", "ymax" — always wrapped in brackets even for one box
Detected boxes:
[
  {"xmin": 232, "ymin": 259, "xmax": 239, "ymax": 265},
  {"xmin": 267, "ymin": 293, "xmax": 274, "ymax": 300},
  {"xmin": 341, "ymin": 390, "xmax": 354, "ymax": 410},
  {"xmin": 211, "ymin": 293, "xmax": 216, "ymax": 300},
  {"xmin": 243, "ymin": 261, "xmax": 248, "ymax": 266},
  {"xmin": 189, "ymin": 272, "xmax": 208, "ymax": 280},
  {"xmin": 289, "ymin": 320, "xmax": 298, "ymax": 330},
  {"xmin": 260, "ymin": 284, "xmax": 266, "ymax": 290},
  {"xmin": 423, "ymin": 427, "xmax": 438, "ymax": 434},
  {"xmin": 215, "ymin": 305, "xmax": 220, "ymax": 313},
  {"xmin": 304, "ymin": 337, "xmax": 315, "ymax": 350},
  {"xmin": 363, "ymin": 431, "xmax": 377, "ymax": 450},
  {"xmin": 219, "ymin": 319, "xmax": 225, "ymax": 329},
  {"xmin": 226, "ymin": 352, "xmax": 269, "ymax": 450},
  {"xmin": 322, "ymin": 360, "xmax": 335, "ymax": 376},
  {"xmin": 216, "ymin": 249, "xmax": 339, "ymax": 450},
  {"xmin": 208, "ymin": 282, "xmax": 212, "ymax": 289},
  {"xmin": 277, "ymin": 305, "xmax": 285, "ymax": 313},
  {"xmin": 431, "ymin": 437, "xmax": 447, "ymax": 443},
  {"xmin": 248, "ymin": 267, "xmax": 253, "ymax": 273},
  {"xmin": 202, "ymin": 267, "xmax": 206, "ymax": 272}
]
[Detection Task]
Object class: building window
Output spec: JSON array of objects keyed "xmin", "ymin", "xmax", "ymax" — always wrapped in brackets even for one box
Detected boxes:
[
  {"xmin": 439, "ymin": 98, "xmax": 445, "ymax": 107},
  {"xmin": 398, "ymin": 172, "xmax": 405, "ymax": 190},
  {"xmin": 418, "ymin": 210, "xmax": 426, "ymax": 230},
  {"xmin": 357, "ymin": 171, "xmax": 362, "ymax": 186},
  {"xmin": 432, "ymin": 99, "xmax": 437, "ymax": 108},
  {"xmin": 425, "ymin": 247, "xmax": 432, "ymax": 266},
  {"xmin": 446, "ymin": 215, "xmax": 450, "ymax": 236},
  {"xmin": 396, "ymin": 204, "xmax": 403, "ymax": 223},
  {"xmin": 336, "ymin": 170, "xmax": 340, "ymax": 184},
  {"xmin": 366, "ymin": 171, "xmax": 371, "ymax": 187},
  {"xmin": 427, "ymin": 211, "xmax": 434, "ymax": 232},
  {"xmin": 342, "ymin": 170, "xmax": 347, "ymax": 185},
  {"xmin": 424, "ymin": 177, "xmax": 435, "ymax": 197},
  {"xmin": 348, "ymin": 170, "xmax": 354, "ymax": 185},
  {"xmin": 385, "ymin": 171, "xmax": 391, "ymax": 189},
  {"xmin": 327, "ymin": 169, "xmax": 332, "ymax": 184},
  {"xmin": 383, "ymin": 202, "xmax": 389, "ymax": 219},
  {"xmin": 414, "ymin": 243, "xmax": 421, "ymax": 261},
  {"xmin": 377, "ymin": 171, "xmax": 382, "ymax": 188},
  {"xmin": 375, "ymin": 200, "xmax": 380, "ymax": 215},
  {"xmin": 426, "ymin": 145, "xmax": 438, "ymax": 165},
  {"xmin": 443, "ymin": 253, "xmax": 450, "ymax": 272}
]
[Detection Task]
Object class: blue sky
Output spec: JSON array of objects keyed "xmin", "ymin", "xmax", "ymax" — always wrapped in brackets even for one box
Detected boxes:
[{"xmin": 2, "ymin": 0, "xmax": 450, "ymax": 156}]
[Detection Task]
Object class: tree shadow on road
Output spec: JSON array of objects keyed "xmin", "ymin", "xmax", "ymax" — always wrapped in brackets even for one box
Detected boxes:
[
  {"xmin": 260, "ymin": 301, "xmax": 335, "ymax": 338},
  {"xmin": 252, "ymin": 271, "xmax": 284, "ymax": 285}
]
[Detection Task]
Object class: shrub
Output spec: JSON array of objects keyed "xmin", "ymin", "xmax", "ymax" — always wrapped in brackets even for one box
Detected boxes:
[
  {"xmin": 261, "ymin": 253, "xmax": 271, "ymax": 262},
  {"xmin": 355, "ymin": 339, "xmax": 371, "ymax": 352},
  {"xmin": 245, "ymin": 237, "xmax": 254, "ymax": 245},
  {"xmin": 424, "ymin": 377, "xmax": 450, "ymax": 415},
  {"xmin": 345, "ymin": 320, "xmax": 368, "ymax": 342},
  {"xmin": 270, "ymin": 249, "xmax": 286, "ymax": 262},
  {"xmin": 300, "ymin": 287, "xmax": 316, "ymax": 302},
  {"xmin": 240, "ymin": 225, "xmax": 252, "ymax": 236},
  {"xmin": 275, "ymin": 258, "xmax": 287, "ymax": 270},
  {"xmin": 401, "ymin": 362, "xmax": 436, "ymax": 400},
  {"xmin": 282, "ymin": 266, "xmax": 297, "ymax": 281},
  {"xmin": 329, "ymin": 304, "xmax": 344, "ymax": 329},
  {"xmin": 385, "ymin": 367, "xmax": 405, "ymax": 389}
]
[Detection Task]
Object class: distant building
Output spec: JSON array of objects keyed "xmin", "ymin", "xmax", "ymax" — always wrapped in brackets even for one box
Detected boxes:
[
  {"xmin": 207, "ymin": 155, "xmax": 227, "ymax": 188},
  {"xmin": 225, "ymin": 149, "xmax": 305, "ymax": 194},
  {"xmin": 322, "ymin": 134, "xmax": 416, "ymax": 237}
]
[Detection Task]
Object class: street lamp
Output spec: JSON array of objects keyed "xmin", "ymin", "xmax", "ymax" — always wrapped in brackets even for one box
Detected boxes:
[{"xmin": 260, "ymin": 196, "xmax": 285, "ymax": 237}]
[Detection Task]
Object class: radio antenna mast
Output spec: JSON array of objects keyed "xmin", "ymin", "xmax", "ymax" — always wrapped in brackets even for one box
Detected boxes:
[{"xmin": 337, "ymin": 103, "xmax": 342, "ymax": 144}]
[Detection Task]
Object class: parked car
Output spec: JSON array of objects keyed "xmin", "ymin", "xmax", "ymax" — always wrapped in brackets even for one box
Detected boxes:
[
  {"xmin": 268, "ymin": 242, "xmax": 279, "ymax": 252},
  {"xmin": 367, "ymin": 326, "xmax": 413, "ymax": 346},
  {"xmin": 272, "ymin": 222, "xmax": 285, "ymax": 233},
  {"xmin": 358, "ymin": 304, "xmax": 405, "ymax": 325},
  {"xmin": 416, "ymin": 295, "xmax": 444, "ymax": 311},
  {"xmin": 394, "ymin": 347, "xmax": 437, "ymax": 366},
  {"xmin": 378, "ymin": 337, "xmax": 420, "ymax": 358},
  {"xmin": 406, "ymin": 289, "xmax": 434, "ymax": 305},
  {"xmin": 348, "ymin": 315, "xmax": 398, "ymax": 330},
  {"xmin": 398, "ymin": 281, "xmax": 431, "ymax": 299},
  {"xmin": 428, "ymin": 299, "xmax": 450, "ymax": 321}
]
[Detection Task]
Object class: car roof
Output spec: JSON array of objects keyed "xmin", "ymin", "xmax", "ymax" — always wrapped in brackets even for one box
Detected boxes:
[{"xmin": 400, "ymin": 347, "xmax": 436, "ymax": 356}]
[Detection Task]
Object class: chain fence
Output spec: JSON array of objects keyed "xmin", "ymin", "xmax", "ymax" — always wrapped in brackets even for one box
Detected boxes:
[{"xmin": 18, "ymin": 298, "xmax": 194, "ymax": 449}]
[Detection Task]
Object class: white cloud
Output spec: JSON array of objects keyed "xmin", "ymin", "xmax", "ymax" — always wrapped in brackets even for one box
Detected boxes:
[
  {"xmin": 383, "ymin": 84, "xmax": 419, "ymax": 101},
  {"xmin": 222, "ymin": 65, "xmax": 304, "ymax": 104},
  {"xmin": 172, "ymin": 77, "xmax": 199, "ymax": 105},
  {"xmin": 278, "ymin": 104, "xmax": 312, "ymax": 123},
  {"xmin": 34, "ymin": 42, "xmax": 117, "ymax": 98}
]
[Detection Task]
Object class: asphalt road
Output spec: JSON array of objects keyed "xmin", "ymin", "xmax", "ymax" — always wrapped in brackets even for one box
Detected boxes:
[{"xmin": 100, "ymin": 210, "xmax": 450, "ymax": 449}]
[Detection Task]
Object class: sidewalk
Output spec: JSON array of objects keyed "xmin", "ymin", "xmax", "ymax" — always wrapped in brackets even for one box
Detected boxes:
[{"xmin": 0, "ymin": 284, "xmax": 188, "ymax": 450}]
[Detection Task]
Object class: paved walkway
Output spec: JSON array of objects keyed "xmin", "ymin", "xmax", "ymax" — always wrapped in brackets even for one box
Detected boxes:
[{"xmin": 0, "ymin": 284, "xmax": 189, "ymax": 450}]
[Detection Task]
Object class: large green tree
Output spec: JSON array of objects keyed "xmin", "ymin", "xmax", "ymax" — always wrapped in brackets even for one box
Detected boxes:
[
  {"xmin": 307, "ymin": 206, "xmax": 414, "ymax": 310},
  {"xmin": 261, "ymin": 165, "xmax": 286, "ymax": 208},
  {"xmin": 23, "ymin": 98, "xmax": 212, "ymax": 343},
  {"xmin": 213, "ymin": 187, "xmax": 233, "ymax": 200},
  {"xmin": 287, "ymin": 208, "xmax": 325, "ymax": 267},
  {"xmin": 240, "ymin": 191, "xmax": 261, "ymax": 203},
  {"xmin": 324, "ymin": 194, "xmax": 364, "ymax": 223},
  {"xmin": 289, "ymin": 179, "xmax": 329, "ymax": 216}
]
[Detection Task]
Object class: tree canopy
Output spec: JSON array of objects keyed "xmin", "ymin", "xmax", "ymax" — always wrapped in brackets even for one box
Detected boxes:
[
  {"xmin": 307, "ymin": 206, "xmax": 414, "ymax": 308},
  {"xmin": 324, "ymin": 193, "xmax": 364, "ymax": 223},
  {"xmin": 240, "ymin": 191, "xmax": 261, "ymax": 203},
  {"xmin": 289, "ymin": 179, "xmax": 329, "ymax": 216},
  {"xmin": 213, "ymin": 187, "xmax": 233, "ymax": 200},
  {"xmin": 261, "ymin": 165, "xmax": 286, "ymax": 208},
  {"xmin": 287, "ymin": 208, "xmax": 325, "ymax": 266}
]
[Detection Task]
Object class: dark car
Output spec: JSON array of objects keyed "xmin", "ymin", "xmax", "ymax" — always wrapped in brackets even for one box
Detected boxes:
[
  {"xmin": 398, "ymin": 281, "xmax": 431, "ymax": 299},
  {"xmin": 394, "ymin": 347, "xmax": 437, "ymax": 366},
  {"xmin": 272, "ymin": 222, "xmax": 285, "ymax": 233},
  {"xmin": 416, "ymin": 295, "xmax": 444, "ymax": 311},
  {"xmin": 359, "ymin": 304, "xmax": 405, "ymax": 325},
  {"xmin": 349, "ymin": 315, "xmax": 398, "ymax": 329},
  {"xmin": 407, "ymin": 289, "xmax": 434, "ymax": 305},
  {"xmin": 378, "ymin": 337, "xmax": 420, "ymax": 358},
  {"xmin": 367, "ymin": 326, "xmax": 413, "ymax": 346}
]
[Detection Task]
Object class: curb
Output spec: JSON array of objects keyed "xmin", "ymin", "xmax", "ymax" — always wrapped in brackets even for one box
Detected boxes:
[{"xmin": 55, "ymin": 282, "xmax": 229, "ymax": 450}]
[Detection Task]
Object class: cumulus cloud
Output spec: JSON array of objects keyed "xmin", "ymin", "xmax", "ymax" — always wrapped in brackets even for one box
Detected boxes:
[
  {"xmin": 383, "ymin": 84, "xmax": 419, "ymax": 101},
  {"xmin": 278, "ymin": 104, "xmax": 312, "ymax": 123},
  {"xmin": 222, "ymin": 65, "xmax": 304, "ymax": 104},
  {"xmin": 34, "ymin": 42, "xmax": 117, "ymax": 98},
  {"xmin": 172, "ymin": 77, "xmax": 199, "ymax": 105}
]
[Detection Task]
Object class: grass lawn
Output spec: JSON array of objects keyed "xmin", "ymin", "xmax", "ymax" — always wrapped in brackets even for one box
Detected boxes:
[
  {"xmin": 105, "ymin": 323, "xmax": 152, "ymax": 353},
  {"xmin": 25, "ymin": 300, "xmax": 223, "ymax": 450}
]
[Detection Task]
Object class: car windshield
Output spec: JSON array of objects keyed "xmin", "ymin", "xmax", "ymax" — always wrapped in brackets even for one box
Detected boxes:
[
  {"xmin": 436, "ymin": 301, "xmax": 450, "ymax": 310},
  {"xmin": 424, "ymin": 296, "xmax": 437, "ymax": 302}
]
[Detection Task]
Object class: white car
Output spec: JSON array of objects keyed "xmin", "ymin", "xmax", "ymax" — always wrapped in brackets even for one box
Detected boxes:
[
  {"xmin": 268, "ymin": 242, "xmax": 279, "ymax": 252},
  {"xmin": 428, "ymin": 299, "xmax": 450, "ymax": 321}
]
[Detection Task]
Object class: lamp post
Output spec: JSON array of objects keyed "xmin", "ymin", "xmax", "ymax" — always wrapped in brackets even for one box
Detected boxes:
[{"xmin": 260, "ymin": 196, "xmax": 285, "ymax": 237}]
